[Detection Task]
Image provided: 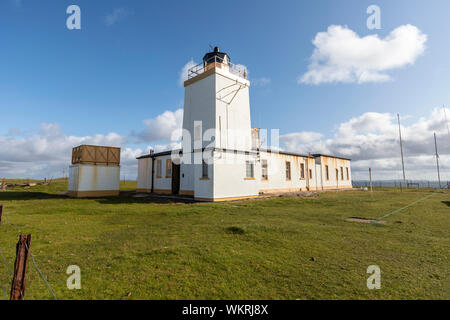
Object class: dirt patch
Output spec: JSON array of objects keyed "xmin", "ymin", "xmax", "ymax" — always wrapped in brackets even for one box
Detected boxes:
[{"xmin": 346, "ymin": 217, "xmax": 386, "ymax": 224}]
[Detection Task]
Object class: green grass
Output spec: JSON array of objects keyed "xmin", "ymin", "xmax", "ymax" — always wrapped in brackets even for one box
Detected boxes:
[{"xmin": 0, "ymin": 180, "xmax": 448, "ymax": 300}]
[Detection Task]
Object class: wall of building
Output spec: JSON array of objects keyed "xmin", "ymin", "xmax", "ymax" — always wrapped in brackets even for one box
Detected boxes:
[
  {"xmin": 68, "ymin": 164, "xmax": 120, "ymax": 197},
  {"xmin": 193, "ymin": 152, "xmax": 214, "ymax": 200},
  {"xmin": 215, "ymin": 70, "xmax": 252, "ymax": 151},
  {"xmin": 256, "ymin": 152, "xmax": 308, "ymax": 193},
  {"xmin": 152, "ymin": 154, "xmax": 173, "ymax": 194},
  {"xmin": 211, "ymin": 150, "xmax": 259, "ymax": 201},
  {"xmin": 317, "ymin": 156, "xmax": 352, "ymax": 190},
  {"xmin": 180, "ymin": 153, "xmax": 194, "ymax": 196},
  {"xmin": 182, "ymin": 70, "xmax": 216, "ymax": 152},
  {"xmin": 137, "ymin": 157, "xmax": 152, "ymax": 192}
]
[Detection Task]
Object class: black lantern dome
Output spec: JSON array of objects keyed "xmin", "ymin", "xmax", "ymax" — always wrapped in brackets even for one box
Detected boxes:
[{"xmin": 203, "ymin": 47, "xmax": 230, "ymax": 65}]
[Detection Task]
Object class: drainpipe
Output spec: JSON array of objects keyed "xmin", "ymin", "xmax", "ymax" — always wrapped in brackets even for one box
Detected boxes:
[
  {"xmin": 320, "ymin": 158, "xmax": 324, "ymax": 191},
  {"xmin": 306, "ymin": 153, "xmax": 311, "ymax": 191},
  {"xmin": 151, "ymin": 156, "xmax": 155, "ymax": 193}
]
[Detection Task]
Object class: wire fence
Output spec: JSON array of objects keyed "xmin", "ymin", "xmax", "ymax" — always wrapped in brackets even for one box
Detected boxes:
[
  {"xmin": 0, "ymin": 207, "xmax": 57, "ymax": 300},
  {"xmin": 352, "ymin": 180, "xmax": 450, "ymax": 189}
]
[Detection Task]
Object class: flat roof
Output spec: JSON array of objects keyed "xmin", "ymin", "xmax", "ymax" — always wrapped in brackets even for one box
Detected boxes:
[{"xmin": 136, "ymin": 148, "xmax": 351, "ymax": 161}]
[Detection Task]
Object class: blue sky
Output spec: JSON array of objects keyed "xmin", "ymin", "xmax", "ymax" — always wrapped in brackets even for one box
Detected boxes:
[{"xmin": 1, "ymin": 0, "xmax": 450, "ymax": 179}]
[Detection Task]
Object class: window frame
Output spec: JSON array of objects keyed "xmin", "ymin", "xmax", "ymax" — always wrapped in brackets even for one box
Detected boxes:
[
  {"xmin": 261, "ymin": 159, "xmax": 268, "ymax": 180},
  {"xmin": 156, "ymin": 159, "xmax": 162, "ymax": 178},
  {"xmin": 246, "ymin": 161, "xmax": 255, "ymax": 179},
  {"xmin": 285, "ymin": 161, "xmax": 291, "ymax": 181},
  {"xmin": 325, "ymin": 165, "xmax": 329, "ymax": 181},
  {"xmin": 300, "ymin": 163, "xmax": 305, "ymax": 179},
  {"xmin": 201, "ymin": 160, "xmax": 208, "ymax": 178},
  {"xmin": 166, "ymin": 159, "xmax": 172, "ymax": 178}
]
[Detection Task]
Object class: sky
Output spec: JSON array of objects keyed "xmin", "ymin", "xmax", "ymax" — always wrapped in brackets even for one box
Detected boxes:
[{"xmin": 1, "ymin": 0, "xmax": 450, "ymax": 181}]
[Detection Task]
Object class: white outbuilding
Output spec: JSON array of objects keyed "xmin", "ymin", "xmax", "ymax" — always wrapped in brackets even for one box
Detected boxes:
[{"xmin": 137, "ymin": 48, "xmax": 352, "ymax": 201}]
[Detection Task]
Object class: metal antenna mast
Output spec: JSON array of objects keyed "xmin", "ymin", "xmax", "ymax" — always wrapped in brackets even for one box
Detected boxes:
[
  {"xmin": 397, "ymin": 114, "xmax": 407, "ymax": 187},
  {"xmin": 434, "ymin": 133, "xmax": 441, "ymax": 189}
]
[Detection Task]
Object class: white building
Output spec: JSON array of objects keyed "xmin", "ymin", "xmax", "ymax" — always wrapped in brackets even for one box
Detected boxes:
[{"xmin": 137, "ymin": 48, "xmax": 352, "ymax": 201}]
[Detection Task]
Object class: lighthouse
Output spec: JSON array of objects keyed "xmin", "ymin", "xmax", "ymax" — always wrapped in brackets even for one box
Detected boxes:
[
  {"xmin": 136, "ymin": 48, "xmax": 353, "ymax": 201},
  {"xmin": 180, "ymin": 47, "xmax": 258, "ymax": 200}
]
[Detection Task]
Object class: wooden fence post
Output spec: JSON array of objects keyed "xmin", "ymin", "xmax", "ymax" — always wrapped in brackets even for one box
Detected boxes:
[
  {"xmin": 0, "ymin": 204, "xmax": 2, "ymax": 224},
  {"xmin": 10, "ymin": 234, "xmax": 32, "ymax": 300},
  {"xmin": 1, "ymin": 178, "xmax": 5, "ymax": 191}
]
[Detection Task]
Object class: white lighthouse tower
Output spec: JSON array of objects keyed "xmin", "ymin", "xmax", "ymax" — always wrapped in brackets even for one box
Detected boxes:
[
  {"xmin": 180, "ymin": 47, "xmax": 259, "ymax": 201},
  {"xmin": 137, "ymin": 48, "xmax": 353, "ymax": 200}
]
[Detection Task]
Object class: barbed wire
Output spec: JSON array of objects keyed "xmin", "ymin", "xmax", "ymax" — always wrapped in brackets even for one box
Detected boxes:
[
  {"xmin": 1, "ymin": 211, "xmax": 57, "ymax": 300},
  {"xmin": 0, "ymin": 244, "xmax": 12, "ymax": 275},
  {"xmin": 24, "ymin": 242, "xmax": 57, "ymax": 300},
  {"xmin": 2, "ymin": 213, "xmax": 22, "ymax": 234}
]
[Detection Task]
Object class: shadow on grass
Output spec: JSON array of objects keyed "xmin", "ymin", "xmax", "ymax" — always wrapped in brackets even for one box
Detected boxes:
[
  {"xmin": 96, "ymin": 193, "xmax": 195, "ymax": 205},
  {"xmin": 0, "ymin": 191, "xmax": 68, "ymax": 201},
  {"xmin": 442, "ymin": 201, "xmax": 450, "ymax": 207},
  {"xmin": 0, "ymin": 190, "xmax": 196, "ymax": 205}
]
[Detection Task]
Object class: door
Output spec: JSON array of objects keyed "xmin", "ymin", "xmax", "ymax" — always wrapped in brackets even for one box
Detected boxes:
[{"xmin": 171, "ymin": 164, "xmax": 180, "ymax": 195}]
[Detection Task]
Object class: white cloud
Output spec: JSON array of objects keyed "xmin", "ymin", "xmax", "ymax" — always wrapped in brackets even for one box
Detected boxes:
[
  {"xmin": 179, "ymin": 59, "xmax": 197, "ymax": 86},
  {"xmin": 132, "ymin": 108, "xmax": 183, "ymax": 143},
  {"xmin": 300, "ymin": 24, "xmax": 427, "ymax": 84},
  {"xmin": 252, "ymin": 77, "xmax": 271, "ymax": 87},
  {"xmin": 104, "ymin": 8, "xmax": 134, "ymax": 26},
  {"xmin": 0, "ymin": 123, "xmax": 132, "ymax": 179},
  {"xmin": 280, "ymin": 108, "xmax": 450, "ymax": 180}
]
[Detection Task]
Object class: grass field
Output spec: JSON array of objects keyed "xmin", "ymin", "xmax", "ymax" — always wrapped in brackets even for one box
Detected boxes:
[{"xmin": 0, "ymin": 179, "xmax": 448, "ymax": 300}]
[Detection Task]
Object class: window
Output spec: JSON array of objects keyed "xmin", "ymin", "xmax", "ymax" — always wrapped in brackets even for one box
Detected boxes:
[
  {"xmin": 340, "ymin": 167, "xmax": 344, "ymax": 180},
  {"xmin": 346, "ymin": 167, "xmax": 349, "ymax": 180},
  {"xmin": 300, "ymin": 163, "xmax": 305, "ymax": 179},
  {"xmin": 166, "ymin": 159, "xmax": 172, "ymax": 178},
  {"xmin": 194, "ymin": 125, "xmax": 201, "ymax": 141},
  {"xmin": 261, "ymin": 160, "xmax": 268, "ymax": 180},
  {"xmin": 285, "ymin": 161, "xmax": 291, "ymax": 180},
  {"xmin": 336, "ymin": 169, "xmax": 339, "ymax": 181},
  {"xmin": 309, "ymin": 169, "xmax": 313, "ymax": 180},
  {"xmin": 202, "ymin": 160, "xmax": 208, "ymax": 178},
  {"xmin": 325, "ymin": 165, "xmax": 329, "ymax": 180},
  {"xmin": 246, "ymin": 161, "xmax": 255, "ymax": 178},
  {"xmin": 156, "ymin": 160, "xmax": 162, "ymax": 178}
]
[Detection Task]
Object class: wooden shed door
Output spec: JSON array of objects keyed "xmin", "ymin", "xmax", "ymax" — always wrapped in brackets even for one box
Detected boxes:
[{"xmin": 171, "ymin": 164, "xmax": 180, "ymax": 195}]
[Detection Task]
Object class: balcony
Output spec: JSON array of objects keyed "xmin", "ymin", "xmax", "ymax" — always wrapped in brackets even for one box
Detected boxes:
[{"xmin": 187, "ymin": 55, "xmax": 247, "ymax": 80}]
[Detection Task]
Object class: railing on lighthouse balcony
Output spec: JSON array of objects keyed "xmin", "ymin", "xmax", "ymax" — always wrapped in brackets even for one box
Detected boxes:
[{"xmin": 187, "ymin": 55, "xmax": 248, "ymax": 80}]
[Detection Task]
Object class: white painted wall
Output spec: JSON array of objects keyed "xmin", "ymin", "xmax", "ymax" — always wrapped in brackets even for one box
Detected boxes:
[
  {"xmin": 68, "ymin": 164, "xmax": 120, "ymax": 192},
  {"xmin": 212, "ymin": 151, "xmax": 258, "ymax": 199},
  {"xmin": 317, "ymin": 156, "xmax": 352, "ymax": 189},
  {"xmin": 182, "ymin": 67, "xmax": 252, "ymax": 152},
  {"xmin": 153, "ymin": 154, "xmax": 172, "ymax": 192},
  {"xmin": 180, "ymin": 153, "xmax": 194, "ymax": 193},
  {"xmin": 137, "ymin": 157, "xmax": 152, "ymax": 191}
]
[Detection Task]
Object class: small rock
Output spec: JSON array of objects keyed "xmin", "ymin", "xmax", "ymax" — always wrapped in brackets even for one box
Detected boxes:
[
  {"xmin": 126, "ymin": 292, "xmax": 132, "ymax": 297},
  {"xmin": 311, "ymin": 257, "xmax": 316, "ymax": 262}
]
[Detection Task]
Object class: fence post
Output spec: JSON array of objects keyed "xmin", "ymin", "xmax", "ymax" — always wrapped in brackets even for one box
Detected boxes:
[
  {"xmin": 10, "ymin": 234, "xmax": 32, "ymax": 300},
  {"xmin": 0, "ymin": 204, "xmax": 2, "ymax": 224},
  {"xmin": 1, "ymin": 178, "xmax": 5, "ymax": 191}
]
